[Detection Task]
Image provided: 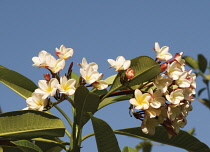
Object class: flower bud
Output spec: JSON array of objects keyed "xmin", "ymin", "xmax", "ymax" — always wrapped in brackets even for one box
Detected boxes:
[
  {"xmin": 160, "ymin": 63, "xmax": 168, "ymax": 73},
  {"xmin": 43, "ymin": 73, "xmax": 51, "ymax": 81},
  {"xmin": 126, "ymin": 68, "xmax": 135, "ymax": 79}
]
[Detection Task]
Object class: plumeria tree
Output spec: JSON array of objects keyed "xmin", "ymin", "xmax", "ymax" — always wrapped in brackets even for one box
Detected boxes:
[{"xmin": 0, "ymin": 42, "xmax": 209, "ymax": 152}]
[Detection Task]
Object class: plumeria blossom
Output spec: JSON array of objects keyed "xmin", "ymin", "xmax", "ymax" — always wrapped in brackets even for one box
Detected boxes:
[
  {"xmin": 149, "ymin": 89, "xmax": 166, "ymax": 108},
  {"xmin": 79, "ymin": 58, "xmax": 98, "ymax": 71},
  {"xmin": 153, "ymin": 74, "xmax": 172, "ymax": 93},
  {"xmin": 55, "ymin": 45, "xmax": 74, "ymax": 59},
  {"xmin": 175, "ymin": 71, "xmax": 191, "ymax": 88},
  {"xmin": 130, "ymin": 89, "xmax": 151, "ymax": 110},
  {"xmin": 141, "ymin": 116, "xmax": 159, "ymax": 135},
  {"xmin": 57, "ymin": 76, "xmax": 76, "ymax": 96},
  {"xmin": 154, "ymin": 42, "xmax": 172, "ymax": 61},
  {"xmin": 167, "ymin": 104, "xmax": 181, "ymax": 121},
  {"xmin": 46, "ymin": 55, "xmax": 65, "ymax": 73},
  {"xmin": 165, "ymin": 89, "xmax": 184, "ymax": 104},
  {"xmin": 35, "ymin": 78, "xmax": 59, "ymax": 99},
  {"xmin": 80, "ymin": 65, "xmax": 103, "ymax": 84},
  {"xmin": 23, "ymin": 93, "xmax": 48, "ymax": 111},
  {"xmin": 167, "ymin": 61, "xmax": 183, "ymax": 80},
  {"xmin": 107, "ymin": 56, "xmax": 131, "ymax": 71},
  {"xmin": 32, "ymin": 50, "xmax": 51, "ymax": 67},
  {"xmin": 92, "ymin": 80, "xmax": 108, "ymax": 90}
]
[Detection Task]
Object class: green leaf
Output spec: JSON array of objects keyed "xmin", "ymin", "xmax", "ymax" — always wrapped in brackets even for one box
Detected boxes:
[
  {"xmin": 75, "ymin": 86, "xmax": 100, "ymax": 127},
  {"xmin": 71, "ymin": 72, "xmax": 80, "ymax": 87},
  {"xmin": 103, "ymin": 56, "xmax": 160, "ymax": 99},
  {"xmin": 122, "ymin": 146, "xmax": 137, "ymax": 152},
  {"xmin": 0, "ymin": 65, "xmax": 37, "ymax": 99},
  {"xmin": 0, "ymin": 146, "xmax": 2, "ymax": 152},
  {"xmin": 198, "ymin": 54, "xmax": 208, "ymax": 73},
  {"xmin": 197, "ymin": 98, "xmax": 210, "ymax": 109},
  {"xmin": 89, "ymin": 114, "xmax": 121, "ymax": 152},
  {"xmin": 134, "ymin": 140, "xmax": 152, "ymax": 152},
  {"xmin": 198, "ymin": 88, "xmax": 206, "ymax": 97},
  {"xmin": 104, "ymin": 74, "xmax": 117, "ymax": 85},
  {"xmin": 183, "ymin": 56, "xmax": 199, "ymax": 70},
  {"xmin": 114, "ymin": 126, "xmax": 210, "ymax": 152},
  {"xmin": 0, "ymin": 110, "xmax": 65, "ymax": 139},
  {"xmin": 11, "ymin": 140, "xmax": 43, "ymax": 152},
  {"xmin": 98, "ymin": 95, "xmax": 132, "ymax": 110},
  {"xmin": 34, "ymin": 137, "xmax": 64, "ymax": 152}
]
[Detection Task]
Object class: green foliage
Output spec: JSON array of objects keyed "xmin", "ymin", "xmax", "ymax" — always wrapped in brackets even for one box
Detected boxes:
[
  {"xmin": 0, "ymin": 110, "xmax": 65, "ymax": 139},
  {"xmin": 197, "ymin": 98, "xmax": 210, "ymax": 109},
  {"xmin": 11, "ymin": 140, "xmax": 43, "ymax": 152},
  {"xmin": 198, "ymin": 54, "xmax": 208, "ymax": 73},
  {"xmin": 122, "ymin": 146, "xmax": 137, "ymax": 152},
  {"xmin": 89, "ymin": 114, "xmax": 121, "ymax": 152},
  {"xmin": 75, "ymin": 86, "xmax": 100, "ymax": 127},
  {"xmin": 134, "ymin": 140, "xmax": 153, "ymax": 152},
  {"xmin": 183, "ymin": 56, "xmax": 198, "ymax": 70},
  {"xmin": 102, "ymin": 56, "xmax": 160, "ymax": 99},
  {"xmin": 0, "ymin": 65, "xmax": 37, "ymax": 99},
  {"xmin": 115, "ymin": 126, "xmax": 210, "ymax": 152}
]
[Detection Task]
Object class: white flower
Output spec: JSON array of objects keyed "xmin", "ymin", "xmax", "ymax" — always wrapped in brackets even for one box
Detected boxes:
[
  {"xmin": 145, "ymin": 107, "xmax": 161, "ymax": 118},
  {"xmin": 23, "ymin": 93, "xmax": 48, "ymax": 111},
  {"xmin": 141, "ymin": 116, "xmax": 159, "ymax": 135},
  {"xmin": 175, "ymin": 71, "xmax": 191, "ymax": 88},
  {"xmin": 46, "ymin": 55, "xmax": 65, "ymax": 73},
  {"xmin": 153, "ymin": 74, "xmax": 172, "ymax": 93},
  {"xmin": 35, "ymin": 78, "xmax": 59, "ymax": 99},
  {"xmin": 79, "ymin": 58, "xmax": 98, "ymax": 71},
  {"xmin": 165, "ymin": 89, "xmax": 184, "ymax": 104},
  {"xmin": 55, "ymin": 45, "xmax": 74, "ymax": 59},
  {"xmin": 57, "ymin": 76, "xmax": 76, "ymax": 96},
  {"xmin": 80, "ymin": 65, "xmax": 102, "ymax": 84},
  {"xmin": 129, "ymin": 89, "xmax": 151, "ymax": 110},
  {"xmin": 167, "ymin": 61, "xmax": 183, "ymax": 80},
  {"xmin": 167, "ymin": 104, "xmax": 181, "ymax": 121},
  {"xmin": 154, "ymin": 42, "xmax": 172, "ymax": 61},
  {"xmin": 149, "ymin": 89, "xmax": 166, "ymax": 108},
  {"xmin": 32, "ymin": 50, "xmax": 51, "ymax": 67},
  {"xmin": 107, "ymin": 56, "xmax": 131, "ymax": 71},
  {"xmin": 92, "ymin": 80, "xmax": 108, "ymax": 90}
]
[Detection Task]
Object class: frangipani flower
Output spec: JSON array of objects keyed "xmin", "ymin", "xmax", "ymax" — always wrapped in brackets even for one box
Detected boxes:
[
  {"xmin": 46, "ymin": 55, "xmax": 65, "ymax": 73},
  {"xmin": 23, "ymin": 93, "xmax": 48, "ymax": 111},
  {"xmin": 141, "ymin": 116, "xmax": 159, "ymax": 135},
  {"xmin": 107, "ymin": 56, "xmax": 131, "ymax": 71},
  {"xmin": 153, "ymin": 74, "xmax": 172, "ymax": 93},
  {"xmin": 165, "ymin": 89, "xmax": 184, "ymax": 104},
  {"xmin": 80, "ymin": 65, "xmax": 102, "ymax": 84},
  {"xmin": 175, "ymin": 71, "xmax": 190, "ymax": 88},
  {"xmin": 167, "ymin": 61, "xmax": 183, "ymax": 80},
  {"xmin": 92, "ymin": 80, "xmax": 108, "ymax": 90},
  {"xmin": 57, "ymin": 76, "xmax": 76, "ymax": 96},
  {"xmin": 35, "ymin": 78, "xmax": 59, "ymax": 99},
  {"xmin": 55, "ymin": 45, "xmax": 74, "ymax": 59},
  {"xmin": 79, "ymin": 58, "xmax": 98, "ymax": 71},
  {"xmin": 130, "ymin": 89, "xmax": 151, "ymax": 110},
  {"xmin": 154, "ymin": 42, "xmax": 172, "ymax": 61},
  {"xmin": 149, "ymin": 89, "xmax": 166, "ymax": 108},
  {"xmin": 32, "ymin": 50, "xmax": 51, "ymax": 67}
]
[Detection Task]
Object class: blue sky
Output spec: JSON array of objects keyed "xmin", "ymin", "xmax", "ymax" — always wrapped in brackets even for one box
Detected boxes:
[{"xmin": 1, "ymin": 1, "xmax": 210, "ymax": 152}]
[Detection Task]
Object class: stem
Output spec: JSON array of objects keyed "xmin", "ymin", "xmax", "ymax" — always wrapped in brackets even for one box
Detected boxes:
[
  {"xmin": 54, "ymin": 105, "xmax": 73, "ymax": 128},
  {"xmin": 82, "ymin": 132, "xmax": 95, "ymax": 141},
  {"xmin": 99, "ymin": 89, "xmax": 134, "ymax": 99}
]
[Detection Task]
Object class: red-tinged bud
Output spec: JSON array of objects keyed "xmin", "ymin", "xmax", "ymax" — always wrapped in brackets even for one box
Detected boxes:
[
  {"xmin": 126, "ymin": 68, "xmax": 135, "ymax": 79},
  {"xmin": 43, "ymin": 73, "xmax": 51, "ymax": 81},
  {"xmin": 55, "ymin": 52, "xmax": 61, "ymax": 56},
  {"xmin": 160, "ymin": 63, "xmax": 168, "ymax": 73}
]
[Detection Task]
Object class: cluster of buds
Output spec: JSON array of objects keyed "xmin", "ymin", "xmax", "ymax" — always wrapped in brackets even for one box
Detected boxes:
[
  {"xmin": 24, "ymin": 45, "xmax": 109, "ymax": 111},
  {"xmin": 129, "ymin": 42, "xmax": 196, "ymax": 136}
]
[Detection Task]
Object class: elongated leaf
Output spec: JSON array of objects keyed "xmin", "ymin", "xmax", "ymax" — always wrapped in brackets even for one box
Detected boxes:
[
  {"xmin": 134, "ymin": 140, "xmax": 152, "ymax": 152},
  {"xmin": 104, "ymin": 74, "xmax": 117, "ymax": 85},
  {"xmin": 183, "ymin": 56, "xmax": 199, "ymax": 70},
  {"xmin": 0, "ymin": 146, "xmax": 2, "ymax": 152},
  {"xmin": 1, "ymin": 146, "xmax": 22, "ymax": 152},
  {"xmin": 89, "ymin": 114, "xmax": 121, "ymax": 152},
  {"xmin": 122, "ymin": 146, "xmax": 137, "ymax": 152},
  {"xmin": 0, "ymin": 65, "xmax": 37, "ymax": 99},
  {"xmin": 103, "ymin": 56, "xmax": 160, "ymax": 99},
  {"xmin": 33, "ymin": 137, "xmax": 65, "ymax": 152},
  {"xmin": 115, "ymin": 126, "xmax": 210, "ymax": 152},
  {"xmin": 75, "ymin": 86, "xmax": 100, "ymax": 127},
  {"xmin": 11, "ymin": 140, "xmax": 43, "ymax": 152},
  {"xmin": 197, "ymin": 98, "xmax": 210, "ymax": 109},
  {"xmin": 0, "ymin": 110, "xmax": 65, "ymax": 139},
  {"xmin": 98, "ymin": 95, "xmax": 132, "ymax": 110},
  {"xmin": 198, "ymin": 88, "xmax": 206, "ymax": 97},
  {"xmin": 198, "ymin": 54, "xmax": 207, "ymax": 73}
]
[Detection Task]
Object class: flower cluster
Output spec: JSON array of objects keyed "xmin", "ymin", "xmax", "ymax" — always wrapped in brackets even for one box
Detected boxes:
[
  {"xmin": 24, "ymin": 45, "xmax": 108, "ymax": 111},
  {"xmin": 129, "ymin": 42, "xmax": 196, "ymax": 136}
]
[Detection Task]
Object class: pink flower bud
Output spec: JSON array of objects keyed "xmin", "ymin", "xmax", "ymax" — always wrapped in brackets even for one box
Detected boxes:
[
  {"xmin": 160, "ymin": 63, "xmax": 168, "ymax": 73},
  {"xmin": 43, "ymin": 73, "xmax": 51, "ymax": 81},
  {"xmin": 126, "ymin": 68, "xmax": 135, "ymax": 79}
]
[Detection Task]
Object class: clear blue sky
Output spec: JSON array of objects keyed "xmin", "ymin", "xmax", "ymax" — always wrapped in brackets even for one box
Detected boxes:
[{"xmin": 1, "ymin": 1, "xmax": 210, "ymax": 152}]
